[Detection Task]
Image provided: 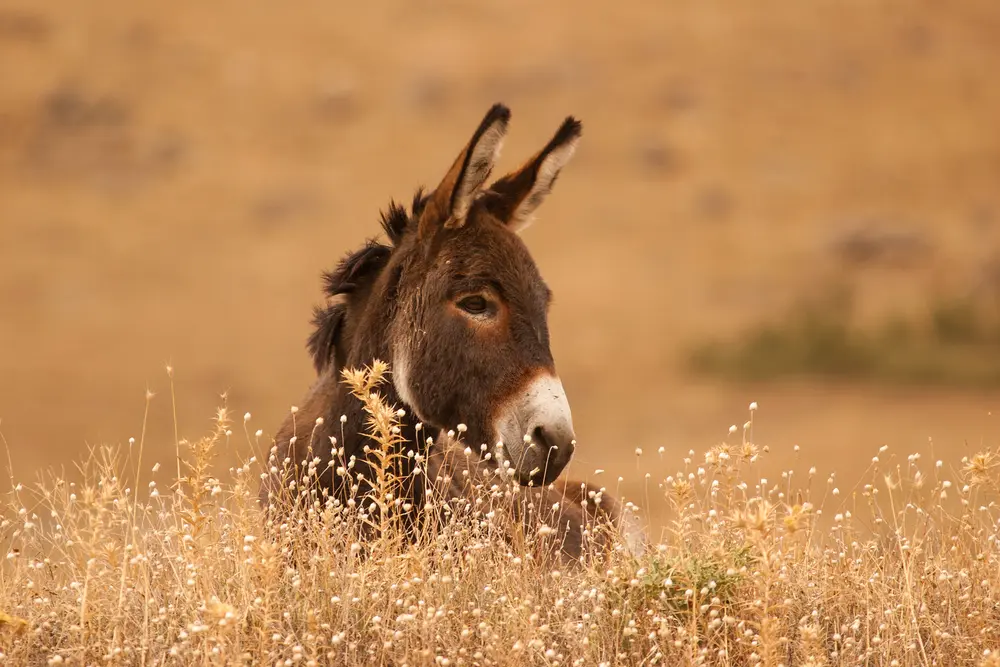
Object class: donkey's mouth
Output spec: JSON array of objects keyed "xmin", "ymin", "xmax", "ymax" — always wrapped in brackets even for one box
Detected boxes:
[
  {"xmin": 510, "ymin": 436, "xmax": 575, "ymax": 487},
  {"xmin": 529, "ymin": 426, "xmax": 575, "ymax": 485}
]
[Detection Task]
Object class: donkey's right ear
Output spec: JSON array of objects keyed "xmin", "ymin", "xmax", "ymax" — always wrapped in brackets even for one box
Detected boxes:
[
  {"xmin": 482, "ymin": 116, "xmax": 581, "ymax": 233},
  {"xmin": 417, "ymin": 103, "xmax": 510, "ymax": 238}
]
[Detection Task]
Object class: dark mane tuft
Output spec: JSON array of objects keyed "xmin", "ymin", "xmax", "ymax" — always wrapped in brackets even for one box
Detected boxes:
[
  {"xmin": 379, "ymin": 201, "xmax": 409, "ymax": 246},
  {"xmin": 306, "ymin": 302, "xmax": 347, "ymax": 374},
  {"xmin": 307, "ymin": 240, "xmax": 393, "ymax": 373},
  {"xmin": 311, "ymin": 187, "xmax": 429, "ymax": 374},
  {"xmin": 411, "ymin": 187, "xmax": 429, "ymax": 219},
  {"xmin": 378, "ymin": 188, "xmax": 430, "ymax": 245},
  {"xmin": 320, "ymin": 239, "xmax": 392, "ymax": 298}
]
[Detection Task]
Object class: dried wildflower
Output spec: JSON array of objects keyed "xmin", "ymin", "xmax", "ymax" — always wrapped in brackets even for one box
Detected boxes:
[
  {"xmin": 739, "ymin": 441, "xmax": 759, "ymax": 461},
  {"xmin": 964, "ymin": 450, "xmax": 999, "ymax": 487},
  {"xmin": 669, "ymin": 478, "xmax": 693, "ymax": 503},
  {"xmin": 733, "ymin": 499, "xmax": 773, "ymax": 536},
  {"xmin": 0, "ymin": 610, "xmax": 28, "ymax": 635},
  {"xmin": 783, "ymin": 503, "xmax": 813, "ymax": 535}
]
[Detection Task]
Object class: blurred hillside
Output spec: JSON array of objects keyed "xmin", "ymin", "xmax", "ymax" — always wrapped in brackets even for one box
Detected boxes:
[{"xmin": 1, "ymin": 0, "xmax": 999, "ymax": 506}]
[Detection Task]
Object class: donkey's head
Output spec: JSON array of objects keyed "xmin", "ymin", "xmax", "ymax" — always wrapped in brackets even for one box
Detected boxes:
[
  {"xmin": 391, "ymin": 105, "xmax": 583, "ymax": 486},
  {"xmin": 315, "ymin": 104, "xmax": 582, "ymax": 487}
]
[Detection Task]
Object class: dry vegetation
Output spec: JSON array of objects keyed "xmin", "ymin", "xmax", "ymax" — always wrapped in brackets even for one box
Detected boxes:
[{"xmin": 1, "ymin": 364, "xmax": 999, "ymax": 666}]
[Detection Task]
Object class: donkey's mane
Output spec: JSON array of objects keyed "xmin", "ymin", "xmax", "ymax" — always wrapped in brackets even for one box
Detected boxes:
[
  {"xmin": 306, "ymin": 189, "xmax": 430, "ymax": 373},
  {"xmin": 380, "ymin": 188, "xmax": 429, "ymax": 245}
]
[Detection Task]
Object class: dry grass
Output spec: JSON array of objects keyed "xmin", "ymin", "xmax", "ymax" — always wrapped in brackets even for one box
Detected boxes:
[{"xmin": 1, "ymin": 365, "xmax": 999, "ymax": 666}]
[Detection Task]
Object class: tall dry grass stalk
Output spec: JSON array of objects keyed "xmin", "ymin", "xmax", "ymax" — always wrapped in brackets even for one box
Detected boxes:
[{"xmin": 0, "ymin": 367, "xmax": 998, "ymax": 665}]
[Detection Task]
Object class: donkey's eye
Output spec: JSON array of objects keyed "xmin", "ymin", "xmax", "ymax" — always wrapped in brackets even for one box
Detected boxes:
[{"xmin": 457, "ymin": 295, "xmax": 489, "ymax": 315}]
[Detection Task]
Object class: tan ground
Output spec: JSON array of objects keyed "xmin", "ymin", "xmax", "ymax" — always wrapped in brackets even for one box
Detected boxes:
[{"xmin": 2, "ymin": 0, "xmax": 999, "ymax": 528}]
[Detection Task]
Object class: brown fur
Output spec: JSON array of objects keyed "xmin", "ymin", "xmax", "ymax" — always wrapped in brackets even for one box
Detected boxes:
[
  {"xmin": 259, "ymin": 104, "xmax": 645, "ymax": 562},
  {"xmin": 425, "ymin": 434, "xmax": 642, "ymax": 565}
]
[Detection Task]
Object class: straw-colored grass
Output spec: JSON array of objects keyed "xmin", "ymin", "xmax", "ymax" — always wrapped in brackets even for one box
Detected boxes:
[{"xmin": 1, "ymin": 363, "xmax": 998, "ymax": 666}]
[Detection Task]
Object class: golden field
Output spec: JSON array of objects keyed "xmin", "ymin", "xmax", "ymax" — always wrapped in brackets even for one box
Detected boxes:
[
  {"xmin": 1, "ymin": 365, "xmax": 998, "ymax": 664},
  {"xmin": 1, "ymin": 0, "xmax": 1000, "ymax": 662}
]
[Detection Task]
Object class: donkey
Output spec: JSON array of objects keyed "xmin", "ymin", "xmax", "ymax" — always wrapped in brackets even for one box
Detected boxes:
[
  {"xmin": 259, "ymin": 104, "xmax": 645, "ymax": 563},
  {"xmin": 422, "ymin": 431, "xmax": 645, "ymax": 564}
]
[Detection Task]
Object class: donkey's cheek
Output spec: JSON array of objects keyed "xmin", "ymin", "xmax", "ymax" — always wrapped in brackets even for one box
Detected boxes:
[{"xmin": 391, "ymin": 347, "xmax": 430, "ymax": 424}]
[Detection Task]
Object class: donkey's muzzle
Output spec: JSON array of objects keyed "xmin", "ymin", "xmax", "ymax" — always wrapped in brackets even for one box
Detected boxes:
[
  {"xmin": 529, "ymin": 422, "xmax": 576, "ymax": 486},
  {"xmin": 496, "ymin": 373, "xmax": 577, "ymax": 487}
]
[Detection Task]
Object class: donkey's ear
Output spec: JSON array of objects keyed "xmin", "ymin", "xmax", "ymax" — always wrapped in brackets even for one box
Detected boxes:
[
  {"xmin": 484, "ymin": 116, "xmax": 581, "ymax": 233},
  {"xmin": 417, "ymin": 103, "xmax": 511, "ymax": 237}
]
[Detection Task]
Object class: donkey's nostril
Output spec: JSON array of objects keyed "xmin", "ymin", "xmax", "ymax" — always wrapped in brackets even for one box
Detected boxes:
[
  {"xmin": 532, "ymin": 425, "xmax": 575, "ymax": 459},
  {"xmin": 532, "ymin": 426, "xmax": 550, "ymax": 451}
]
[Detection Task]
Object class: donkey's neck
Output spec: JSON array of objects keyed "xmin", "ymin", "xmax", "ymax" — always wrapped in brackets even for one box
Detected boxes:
[{"xmin": 323, "ymin": 254, "xmax": 437, "ymax": 501}]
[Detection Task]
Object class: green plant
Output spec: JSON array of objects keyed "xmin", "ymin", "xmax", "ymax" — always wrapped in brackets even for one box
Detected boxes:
[{"xmin": 689, "ymin": 291, "xmax": 1000, "ymax": 388}]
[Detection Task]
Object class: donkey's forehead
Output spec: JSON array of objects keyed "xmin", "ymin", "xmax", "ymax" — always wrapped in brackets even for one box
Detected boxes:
[{"xmin": 435, "ymin": 220, "xmax": 551, "ymax": 299}]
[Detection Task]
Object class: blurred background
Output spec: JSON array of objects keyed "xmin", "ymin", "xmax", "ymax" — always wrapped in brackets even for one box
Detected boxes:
[{"xmin": 2, "ymin": 0, "xmax": 999, "ymax": 525}]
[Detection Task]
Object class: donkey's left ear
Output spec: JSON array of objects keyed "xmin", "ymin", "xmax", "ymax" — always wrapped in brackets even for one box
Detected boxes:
[
  {"xmin": 484, "ymin": 116, "xmax": 582, "ymax": 233},
  {"xmin": 418, "ymin": 103, "xmax": 511, "ymax": 238}
]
